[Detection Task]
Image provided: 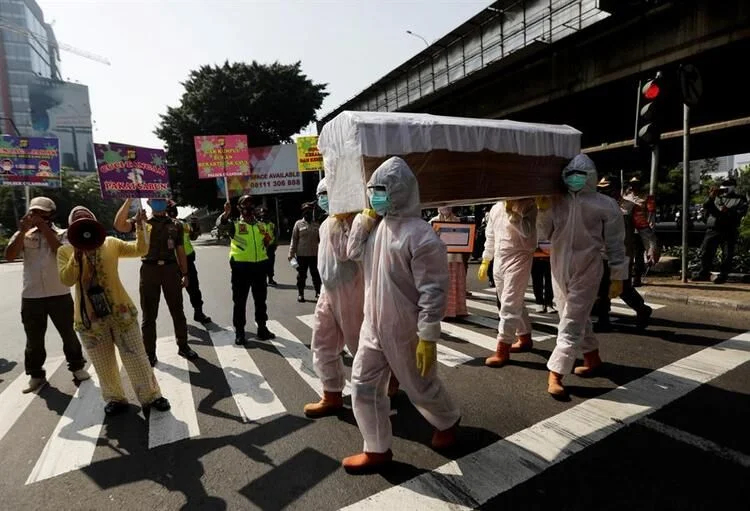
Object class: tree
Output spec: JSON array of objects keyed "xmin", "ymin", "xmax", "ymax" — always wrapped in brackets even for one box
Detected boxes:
[{"xmin": 155, "ymin": 61, "xmax": 328, "ymax": 209}]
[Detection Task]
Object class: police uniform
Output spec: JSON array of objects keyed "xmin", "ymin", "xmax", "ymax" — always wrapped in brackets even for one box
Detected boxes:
[
  {"xmin": 258, "ymin": 213, "xmax": 278, "ymax": 286},
  {"xmin": 181, "ymin": 219, "xmax": 210, "ymax": 323},
  {"xmin": 138, "ymin": 215, "xmax": 192, "ymax": 364},
  {"xmin": 217, "ymin": 214, "xmax": 274, "ymax": 343}
]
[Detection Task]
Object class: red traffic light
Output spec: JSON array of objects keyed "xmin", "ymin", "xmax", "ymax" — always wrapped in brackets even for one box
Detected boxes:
[{"xmin": 642, "ymin": 80, "xmax": 660, "ymax": 100}]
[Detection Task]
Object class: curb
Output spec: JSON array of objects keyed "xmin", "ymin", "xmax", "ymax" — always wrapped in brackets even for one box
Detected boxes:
[{"xmin": 641, "ymin": 290, "xmax": 750, "ymax": 312}]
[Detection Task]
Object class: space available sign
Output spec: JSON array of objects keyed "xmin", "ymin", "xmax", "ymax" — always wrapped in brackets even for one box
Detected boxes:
[
  {"xmin": 0, "ymin": 135, "xmax": 61, "ymax": 188},
  {"xmin": 216, "ymin": 143, "xmax": 303, "ymax": 197},
  {"xmin": 94, "ymin": 142, "xmax": 171, "ymax": 199}
]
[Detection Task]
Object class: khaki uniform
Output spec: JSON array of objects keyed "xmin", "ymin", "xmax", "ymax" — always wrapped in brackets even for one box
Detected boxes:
[{"xmin": 138, "ymin": 216, "xmax": 188, "ymax": 360}]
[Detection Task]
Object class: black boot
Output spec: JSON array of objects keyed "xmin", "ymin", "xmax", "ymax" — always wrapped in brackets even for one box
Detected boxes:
[
  {"xmin": 256, "ymin": 325, "xmax": 276, "ymax": 341},
  {"xmin": 636, "ymin": 306, "xmax": 653, "ymax": 330},
  {"xmin": 194, "ymin": 310, "xmax": 212, "ymax": 324}
]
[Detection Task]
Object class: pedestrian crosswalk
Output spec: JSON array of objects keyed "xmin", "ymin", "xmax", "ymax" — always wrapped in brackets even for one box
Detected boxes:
[{"xmin": 0, "ymin": 290, "xmax": 667, "ymax": 487}]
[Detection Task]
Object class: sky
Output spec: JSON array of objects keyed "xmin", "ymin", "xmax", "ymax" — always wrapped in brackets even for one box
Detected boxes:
[{"xmin": 37, "ymin": 0, "xmax": 489, "ymax": 150}]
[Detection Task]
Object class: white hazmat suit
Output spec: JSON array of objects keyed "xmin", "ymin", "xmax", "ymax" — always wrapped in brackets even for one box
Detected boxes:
[
  {"xmin": 310, "ymin": 178, "xmax": 364, "ymax": 396},
  {"xmin": 538, "ymin": 154, "xmax": 627, "ymax": 377},
  {"xmin": 347, "ymin": 157, "xmax": 461, "ymax": 455},
  {"xmin": 482, "ymin": 200, "xmax": 537, "ymax": 346}
]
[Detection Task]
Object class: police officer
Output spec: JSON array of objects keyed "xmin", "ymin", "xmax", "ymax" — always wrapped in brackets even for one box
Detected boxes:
[
  {"xmin": 114, "ymin": 198, "xmax": 197, "ymax": 366},
  {"xmin": 166, "ymin": 202, "xmax": 211, "ymax": 324},
  {"xmin": 217, "ymin": 195, "xmax": 276, "ymax": 345},
  {"xmin": 256, "ymin": 207, "xmax": 278, "ymax": 287}
]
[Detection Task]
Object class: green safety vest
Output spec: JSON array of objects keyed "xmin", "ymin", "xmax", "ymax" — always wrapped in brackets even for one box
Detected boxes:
[
  {"xmin": 260, "ymin": 221, "xmax": 276, "ymax": 244},
  {"xmin": 183, "ymin": 223, "xmax": 194, "ymax": 256},
  {"xmin": 229, "ymin": 221, "xmax": 269, "ymax": 263}
]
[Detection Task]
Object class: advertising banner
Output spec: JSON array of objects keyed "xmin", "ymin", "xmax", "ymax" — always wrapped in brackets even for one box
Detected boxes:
[
  {"xmin": 296, "ymin": 135, "xmax": 323, "ymax": 172},
  {"xmin": 0, "ymin": 135, "xmax": 61, "ymax": 188},
  {"xmin": 216, "ymin": 144, "xmax": 302, "ymax": 197},
  {"xmin": 95, "ymin": 142, "xmax": 171, "ymax": 199},
  {"xmin": 194, "ymin": 134, "xmax": 250, "ymax": 179}
]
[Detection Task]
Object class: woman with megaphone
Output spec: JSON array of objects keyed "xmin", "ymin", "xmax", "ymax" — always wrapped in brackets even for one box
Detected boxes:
[{"xmin": 57, "ymin": 206, "xmax": 170, "ymax": 417}]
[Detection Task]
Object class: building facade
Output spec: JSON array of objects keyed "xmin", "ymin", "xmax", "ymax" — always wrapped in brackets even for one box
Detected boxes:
[{"xmin": 0, "ymin": 0, "xmax": 95, "ymax": 172}]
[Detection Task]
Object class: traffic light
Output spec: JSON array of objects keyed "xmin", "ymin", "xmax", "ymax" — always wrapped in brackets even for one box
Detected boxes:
[{"xmin": 637, "ymin": 71, "xmax": 664, "ymax": 147}]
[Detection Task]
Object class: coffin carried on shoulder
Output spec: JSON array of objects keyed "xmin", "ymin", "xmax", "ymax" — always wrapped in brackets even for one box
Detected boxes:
[{"xmin": 317, "ymin": 111, "xmax": 581, "ymax": 214}]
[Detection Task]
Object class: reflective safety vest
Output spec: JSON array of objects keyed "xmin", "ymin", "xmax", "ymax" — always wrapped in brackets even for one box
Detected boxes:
[
  {"xmin": 229, "ymin": 221, "xmax": 269, "ymax": 263},
  {"xmin": 183, "ymin": 223, "xmax": 194, "ymax": 256}
]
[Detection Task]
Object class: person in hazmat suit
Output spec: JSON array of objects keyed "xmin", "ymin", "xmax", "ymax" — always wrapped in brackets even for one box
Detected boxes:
[
  {"xmin": 342, "ymin": 156, "xmax": 461, "ymax": 474},
  {"xmin": 477, "ymin": 198, "xmax": 537, "ymax": 367},
  {"xmin": 537, "ymin": 154, "xmax": 627, "ymax": 399},
  {"xmin": 303, "ymin": 178, "xmax": 365, "ymax": 418}
]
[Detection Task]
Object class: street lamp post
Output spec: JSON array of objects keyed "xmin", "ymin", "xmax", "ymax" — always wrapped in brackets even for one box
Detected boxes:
[{"xmin": 406, "ymin": 30, "xmax": 429, "ymax": 47}]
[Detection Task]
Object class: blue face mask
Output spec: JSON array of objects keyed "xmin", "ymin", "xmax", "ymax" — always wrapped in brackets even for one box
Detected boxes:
[
  {"xmin": 369, "ymin": 190, "xmax": 391, "ymax": 215},
  {"xmin": 150, "ymin": 199, "xmax": 168, "ymax": 213},
  {"xmin": 565, "ymin": 174, "xmax": 587, "ymax": 192},
  {"xmin": 318, "ymin": 195, "xmax": 329, "ymax": 213}
]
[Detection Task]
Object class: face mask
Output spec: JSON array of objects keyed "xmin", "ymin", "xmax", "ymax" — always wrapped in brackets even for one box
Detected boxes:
[
  {"xmin": 565, "ymin": 174, "xmax": 587, "ymax": 192},
  {"xmin": 369, "ymin": 190, "xmax": 391, "ymax": 215},
  {"xmin": 150, "ymin": 199, "xmax": 167, "ymax": 213},
  {"xmin": 318, "ymin": 195, "xmax": 329, "ymax": 213}
]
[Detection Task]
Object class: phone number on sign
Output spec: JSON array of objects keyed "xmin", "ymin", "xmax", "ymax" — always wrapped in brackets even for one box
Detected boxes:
[{"xmin": 252, "ymin": 179, "xmax": 302, "ymax": 188}]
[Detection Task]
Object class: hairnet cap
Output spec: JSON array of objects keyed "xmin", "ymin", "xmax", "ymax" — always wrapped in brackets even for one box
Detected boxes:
[
  {"xmin": 597, "ymin": 176, "xmax": 611, "ymax": 189},
  {"xmin": 29, "ymin": 196, "xmax": 56, "ymax": 213},
  {"xmin": 316, "ymin": 177, "xmax": 327, "ymax": 195},
  {"xmin": 629, "ymin": 176, "xmax": 641, "ymax": 184}
]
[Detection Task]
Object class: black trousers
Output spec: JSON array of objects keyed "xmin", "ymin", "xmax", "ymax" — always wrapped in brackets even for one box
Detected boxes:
[
  {"xmin": 697, "ymin": 228, "xmax": 737, "ymax": 278},
  {"xmin": 296, "ymin": 256, "xmax": 321, "ymax": 296},
  {"xmin": 185, "ymin": 252, "xmax": 203, "ymax": 312},
  {"xmin": 531, "ymin": 258, "xmax": 553, "ymax": 306},
  {"xmin": 22, "ymin": 294, "xmax": 86, "ymax": 378},
  {"xmin": 594, "ymin": 260, "xmax": 646, "ymax": 320},
  {"xmin": 231, "ymin": 260, "xmax": 268, "ymax": 336},
  {"xmin": 266, "ymin": 244, "xmax": 277, "ymax": 280}
]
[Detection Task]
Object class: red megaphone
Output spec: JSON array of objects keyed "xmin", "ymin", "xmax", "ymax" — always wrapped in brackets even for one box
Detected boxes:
[{"xmin": 67, "ymin": 218, "xmax": 107, "ymax": 251}]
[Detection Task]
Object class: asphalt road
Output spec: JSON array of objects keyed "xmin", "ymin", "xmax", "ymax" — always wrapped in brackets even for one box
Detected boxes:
[{"xmin": 0, "ymin": 239, "xmax": 748, "ymax": 510}]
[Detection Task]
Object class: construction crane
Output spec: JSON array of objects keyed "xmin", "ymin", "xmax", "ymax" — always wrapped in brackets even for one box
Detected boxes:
[{"xmin": 0, "ymin": 17, "xmax": 110, "ymax": 66}]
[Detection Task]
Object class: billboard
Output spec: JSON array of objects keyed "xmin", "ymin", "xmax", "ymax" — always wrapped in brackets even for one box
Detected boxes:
[
  {"xmin": 0, "ymin": 135, "xmax": 61, "ymax": 188},
  {"xmin": 296, "ymin": 135, "xmax": 323, "ymax": 172},
  {"xmin": 194, "ymin": 134, "xmax": 251, "ymax": 179},
  {"xmin": 216, "ymin": 144, "xmax": 303, "ymax": 197},
  {"xmin": 95, "ymin": 142, "xmax": 171, "ymax": 199},
  {"xmin": 28, "ymin": 79, "xmax": 95, "ymax": 172}
]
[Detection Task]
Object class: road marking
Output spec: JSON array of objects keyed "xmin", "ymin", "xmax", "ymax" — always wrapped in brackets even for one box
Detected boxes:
[
  {"xmin": 267, "ymin": 320, "xmax": 351, "ymax": 397},
  {"xmin": 149, "ymin": 338, "xmax": 201, "ymax": 448},
  {"xmin": 638, "ymin": 417, "xmax": 750, "ymax": 468},
  {"xmin": 297, "ymin": 315, "xmax": 472, "ymax": 368},
  {"xmin": 26, "ymin": 365, "xmax": 106, "ymax": 485},
  {"xmin": 342, "ymin": 331, "xmax": 750, "ymax": 510},
  {"xmin": 206, "ymin": 327, "xmax": 286, "ymax": 423},
  {"xmin": 466, "ymin": 299, "xmax": 558, "ymax": 329},
  {"xmin": 0, "ymin": 357, "xmax": 64, "ymax": 444}
]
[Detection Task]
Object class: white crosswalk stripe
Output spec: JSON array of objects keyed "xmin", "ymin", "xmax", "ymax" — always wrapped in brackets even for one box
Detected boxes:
[
  {"xmin": 205, "ymin": 327, "xmax": 286, "ymax": 423},
  {"xmin": 0, "ymin": 356, "xmax": 63, "ymax": 444},
  {"xmin": 149, "ymin": 337, "xmax": 201, "ymax": 448}
]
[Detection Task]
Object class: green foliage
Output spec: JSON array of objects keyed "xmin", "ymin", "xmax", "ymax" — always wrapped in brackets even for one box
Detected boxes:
[{"xmin": 155, "ymin": 61, "xmax": 328, "ymax": 210}]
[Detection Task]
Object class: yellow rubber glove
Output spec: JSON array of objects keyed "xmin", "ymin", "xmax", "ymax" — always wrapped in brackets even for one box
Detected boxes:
[
  {"xmin": 478, "ymin": 259, "xmax": 490, "ymax": 281},
  {"xmin": 362, "ymin": 208, "xmax": 378, "ymax": 219},
  {"xmin": 416, "ymin": 339, "xmax": 437, "ymax": 377},
  {"xmin": 608, "ymin": 280, "xmax": 623, "ymax": 299},
  {"xmin": 535, "ymin": 196, "xmax": 551, "ymax": 211}
]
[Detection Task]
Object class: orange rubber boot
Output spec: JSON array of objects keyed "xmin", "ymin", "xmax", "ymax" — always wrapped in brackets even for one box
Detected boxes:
[
  {"xmin": 510, "ymin": 333, "xmax": 533, "ymax": 353},
  {"xmin": 342, "ymin": 450, "xmax": 393, "ymax": 474},
  {"xmin": 432, "ymin": 418, "xmax": 460, "ymax": 450},
  {"xmin": 485, "ymin": 341, "xmax": 511, "ymax": 367},
  {"xmin": 573, "ymin": 349, "xmax": 602, "ymax": 377},
  {"xmin": 303, "ymin": 391, "xmax": 344, "ymax": 418},
  {"xmin": 547, "ymin": 371, "xmax": 567, "ymax": 399}
]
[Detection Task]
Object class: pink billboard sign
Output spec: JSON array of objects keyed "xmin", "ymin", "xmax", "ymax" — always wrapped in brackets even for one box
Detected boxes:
[{"xmin": 194, "ymin": 134, "xmax": 251, "ymax": 179}]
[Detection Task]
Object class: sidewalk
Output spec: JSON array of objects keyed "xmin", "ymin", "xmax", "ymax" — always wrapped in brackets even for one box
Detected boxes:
[{"xmin": 638, "ymin": 276, "xmax": 750, "ymax": 312}]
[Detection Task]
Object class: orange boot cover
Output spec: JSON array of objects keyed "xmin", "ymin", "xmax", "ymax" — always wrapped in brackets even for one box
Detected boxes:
[
  {"xmin": 485, "ymin": 340, "xmax": 511, "ymax": 367},
  {"xmin": 547, "ymin": 371, "xmax": 567, "ymax": 399},
  {"xmin": 303, "ymin": 391, "xmax": 344, "ymax": 418},
  {"xmin": 510, "ymin": 333, "xmax": 533, "ymax": 353},
  {"xmin": 342, "ymin": 450, "xmax": 393, "ymax": 474},
  {"xmin": 573, "ymin": 349, "xmax": 602, "ymax": 378},
  {"xmin": 432, "ymin": 418, "xmax": 461, "ymax": 450}
]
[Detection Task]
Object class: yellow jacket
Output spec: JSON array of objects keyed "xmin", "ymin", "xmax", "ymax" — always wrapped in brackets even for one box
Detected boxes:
[{"xmin": 57, "ymin": 228, "xmax": 148, "ymax": 333}]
